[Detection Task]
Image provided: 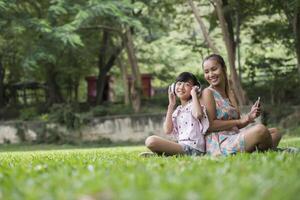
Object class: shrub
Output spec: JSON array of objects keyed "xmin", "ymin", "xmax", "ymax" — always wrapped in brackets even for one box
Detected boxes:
[
  {"xmin": 48, "ymin": 104, "xmax": 84, "ymax": 130},
  {"xmin": 91, "ymin": 103, "xmax": 134, "ymax": 116},
  {"xmin": 19, "ymin": 107, "xmax": 39, "ymax": 121}
]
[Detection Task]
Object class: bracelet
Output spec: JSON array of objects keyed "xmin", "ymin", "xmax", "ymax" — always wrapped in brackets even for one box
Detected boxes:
[{"xmin": 247, "ymin": 113, "xmax": 254, "ymax": 123}]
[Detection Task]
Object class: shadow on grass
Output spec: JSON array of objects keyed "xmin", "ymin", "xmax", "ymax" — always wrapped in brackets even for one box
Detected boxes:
[
  {"xmin": 0, "ymin": 141, "xmax": 144, "ymax": 152},
  {"xmin": 1, "ymin": 137, "xmax": 299, "ymax": 153}
]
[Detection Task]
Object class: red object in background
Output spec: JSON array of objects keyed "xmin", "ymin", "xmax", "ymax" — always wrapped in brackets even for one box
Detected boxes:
[
  {"xmin": 86, "ymin": 74, "xmax": 152, "ymax": 103},
  {"xmin": 85, "ymin": 76, "xmax": 97, "ymax": 103},
  {"xmin": 141, "ymin": 74, "xmax": 152, "ymax": 97},
  {"xmin": 85, "ymin": 76, "xmax": 110, "ymax": 103},
  {"xmin": 127, "ymin": 74, "xmax": 152, "ymax": 98}
]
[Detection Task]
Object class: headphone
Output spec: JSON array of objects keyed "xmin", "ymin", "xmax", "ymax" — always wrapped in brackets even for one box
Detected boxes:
[{"xmin": 171, "ymin": 79, "xmax": 202, "ymax": 95}]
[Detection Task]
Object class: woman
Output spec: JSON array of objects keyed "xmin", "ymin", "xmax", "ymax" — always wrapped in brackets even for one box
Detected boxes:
[{"xmin": 201, "ymin": 54, "xmax": 281, "ymax": 156}]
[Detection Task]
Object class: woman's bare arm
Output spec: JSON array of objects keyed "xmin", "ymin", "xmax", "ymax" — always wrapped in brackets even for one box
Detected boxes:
[{"xmin": 201, "ymin": 88, "xmax": 245, "ymax": 132}]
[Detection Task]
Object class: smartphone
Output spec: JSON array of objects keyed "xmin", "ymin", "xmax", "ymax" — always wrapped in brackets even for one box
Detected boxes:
[{"xmin": 256, "ymin": 97, "xmax": 261, "ymax": 107}]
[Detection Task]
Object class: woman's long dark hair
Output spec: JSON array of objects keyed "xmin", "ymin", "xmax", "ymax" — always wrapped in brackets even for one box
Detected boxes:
[{"xmin": 202, "ymin": 54, "xmax": 239, "ymax": 111}]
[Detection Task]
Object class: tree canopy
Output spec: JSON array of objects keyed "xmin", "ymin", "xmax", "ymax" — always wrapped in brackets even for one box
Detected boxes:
[{"xmin": 0, "ymin": 0, "xmax": 299, "ymax": 114}]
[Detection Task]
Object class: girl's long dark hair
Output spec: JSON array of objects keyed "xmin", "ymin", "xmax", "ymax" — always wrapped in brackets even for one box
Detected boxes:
[{"xmin": 175, "ymin": 72, "xmax": 201, "ymax": 87}]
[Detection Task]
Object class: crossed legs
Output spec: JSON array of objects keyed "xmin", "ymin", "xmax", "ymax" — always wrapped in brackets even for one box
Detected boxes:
[
  {"xmin": 145, "ymin": 135, "xmax": 184, "ymax": 156},
  {"xmin": 268, "ymin": 127, "xmax": 282, "ymax": 148},
  {"xmin": 146, "ymin": 124, "xmax": 282, "ymax": 155},
  {"xmin": 244, "ymin": 124, "xmax": 282, "ymax": 152}
]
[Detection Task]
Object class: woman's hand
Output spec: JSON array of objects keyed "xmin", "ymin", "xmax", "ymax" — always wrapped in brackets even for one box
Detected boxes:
[
  {"xmin": 239, "ymin": 114, "xmax": 253, "ymax": 127},
  {"xmin": 248, "ymin": 100, "xmax": 261, "ymax": 120},
  {"xmin": 168, "ymin": 85, "xmax": 176, "ymax": 107},
  {"xmin": 239, "ymin": 100, "xmax": 261, "ymax": 127}
]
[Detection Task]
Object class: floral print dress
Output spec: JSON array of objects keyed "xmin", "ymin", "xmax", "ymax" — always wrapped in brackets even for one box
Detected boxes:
[{"xmin": 205, "ymin": 88, "xmax": 246, "ymax": 156}]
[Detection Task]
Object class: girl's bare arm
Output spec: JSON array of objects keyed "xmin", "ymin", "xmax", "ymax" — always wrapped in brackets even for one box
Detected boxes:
[
  {"xmin": 163, "ymin": 86, "xmax": 176, "ymax": 134},
  {"xmin": 191, "ymin": 86, "xmax": 203, "ymax": 119}
]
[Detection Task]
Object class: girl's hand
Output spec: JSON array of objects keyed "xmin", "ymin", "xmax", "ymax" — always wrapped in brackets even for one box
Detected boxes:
[
  {"xmin": 191, "ymin": 86, "xmax": 201, "ymax": 98},
  {"xmin": 168, "ymin": 85, "xmax": 176, "ymax": 107}
]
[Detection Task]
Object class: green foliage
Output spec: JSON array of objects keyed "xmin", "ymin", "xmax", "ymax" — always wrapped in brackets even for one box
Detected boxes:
[
  {"xmin": 0, "ymin": 0, "xmax": 299, "ymax": 116},
  {"xmin": 19, "ymin": 107, "xmax": 39, "ymax": 121},
  {"xmin": 249, "ymin": 19, "xmax": 293, "ymax": 51},
  {"xmin": 244, "ymin": 54, "xmax": 300, "ymax": 105},
  {"xmin": 0, "ymin": 106, "xmax": 19, "ymax": 120},
  {"xmin": 92, "ymin": 103, "xmax": 134, "ymax": 116},
  {"xmin": 48, "ymin": 0, "xmax": 68, "ymax": 16},
  {"xmin": 0, "ymin": 1, "xmax": 6, "ymax": 11},
  {"xmin": 39, "ymin": 113, "xmax": 49, "ymax": 122},
  {"xmin": 0, "ymin": 138, "xmax": 299, "ymax": 199},
  {"xmin": 72, "ymin": 0, "xmax": 142, "ymax": 29},
  {"xmin": 286, "ymin": 126, "xmax": 300, "ymax": 136},
  {"xmin": 48, "ymin": 104, "xmax": 84, "ymax": 129},
  {"xmin": 261, "ymin": 104, "xmax": 295, "ymax": 125}
]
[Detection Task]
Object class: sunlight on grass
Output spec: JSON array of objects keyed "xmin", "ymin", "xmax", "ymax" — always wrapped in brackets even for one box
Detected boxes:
[
  {"xmin": 0, "ymin": 138, "xmax": 299, "ymax": 200},
  {"xmin": 279, "ymin": 137, "xmax": 300, "ymax": 146}
]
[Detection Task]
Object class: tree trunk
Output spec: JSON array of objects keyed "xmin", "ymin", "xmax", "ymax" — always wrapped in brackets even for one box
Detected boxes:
[
  {"xmin": 0, "ymin": 57, "xmax": 5, "ymax": 108},
  {"xmin": 293, "ymin": 7, "xmax": 300, "ymax": 74},
  {"xmin": 74, "ymin": 80, "xmax": 79, "ymax": 102},
  {"xmin": 117, "ymin": 58, "xmax": 130, "ymax": 105},
  {"xmin": 125, "ymin": 28, "xmax": 141, "ymax": 113},
  {"xmin": 96, "ymin": 49, "xmax": 123, "ymax": 105},
  {"xmin": 45, "ymin": 64, "xmax": 64, "ymax": 106},
  {"xmin": 235, "ymin": 1, "xmax": 242, "ymax": 81},
  {"xmin": 214, "ymin": 0, "xmax": 248, "ymax": 105},
  {"xmin": 188, "ymin": 0, "xmax": 220, "ymax": 54},
  {"xmin": 96, "ymin": 30, "xmax": 109, "ymax": 104},
  {"xmin": 95, "ymin": 30, "xmax": 124, "ymax": 105},
  {"xmin": 66, "ymin": 76, "xmax": 73, "ymax": 102},
  {"xmin": 96, "ymin": 72, "xmax": 107, "ymax": 104},
  {"xmin": 283, "ymin": 2, "xmax": 300, "ymax": 74},
  {"xmin": 96, "ymin": 50, "xmax": 123, "ymax": 105}
]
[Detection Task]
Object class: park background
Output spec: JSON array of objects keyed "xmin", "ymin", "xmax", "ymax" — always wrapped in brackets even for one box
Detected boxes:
[{"xmin": 0, "ymin": 1, "xmax": 300, "ymax": 199}]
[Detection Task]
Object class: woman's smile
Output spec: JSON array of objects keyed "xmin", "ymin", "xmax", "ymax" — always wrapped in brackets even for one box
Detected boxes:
[
  {"xmin": 208, "ymin": 76, "xmax": 219, "ymax": 84},
  {"xmin": 203, "ymin": 59, "xmax": 224, "ymax": 86}
]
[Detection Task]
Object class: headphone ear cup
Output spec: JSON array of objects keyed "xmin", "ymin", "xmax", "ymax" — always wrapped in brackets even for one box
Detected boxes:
[
  {"xmin": 170, "ymin": 83, "xmax": 176, "ymax": 95},
  {"xmin": 197, "ymin": 81, "xmax": 202, "ymax": 94},
  {"xmin": 198, "ymin": 81, "xmax": 202, "ymax": 87},
  {"xmin": 173, "ymin": 82, "xmax": 176, "ymax": 95}
]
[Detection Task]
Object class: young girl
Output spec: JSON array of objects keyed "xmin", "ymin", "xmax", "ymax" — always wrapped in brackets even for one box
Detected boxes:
[{"xmin": 142, "ymin": 72, "xmax": 209, "ymax": 156}]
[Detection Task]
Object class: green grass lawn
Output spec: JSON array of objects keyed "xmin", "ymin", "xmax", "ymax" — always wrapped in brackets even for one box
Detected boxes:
[{"xmin": 0, "ymin": 137, "xmax": 300, "ymax": 200}]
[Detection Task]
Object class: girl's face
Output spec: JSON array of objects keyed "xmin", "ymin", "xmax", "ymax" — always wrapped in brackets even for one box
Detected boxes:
[
  {"xmin": 175, "ymin": 80, "xmax": 194, "ymax": 101},
  {"xmin": 203, "ymin": 59, "xmax": 225, "ymax": 87}
]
